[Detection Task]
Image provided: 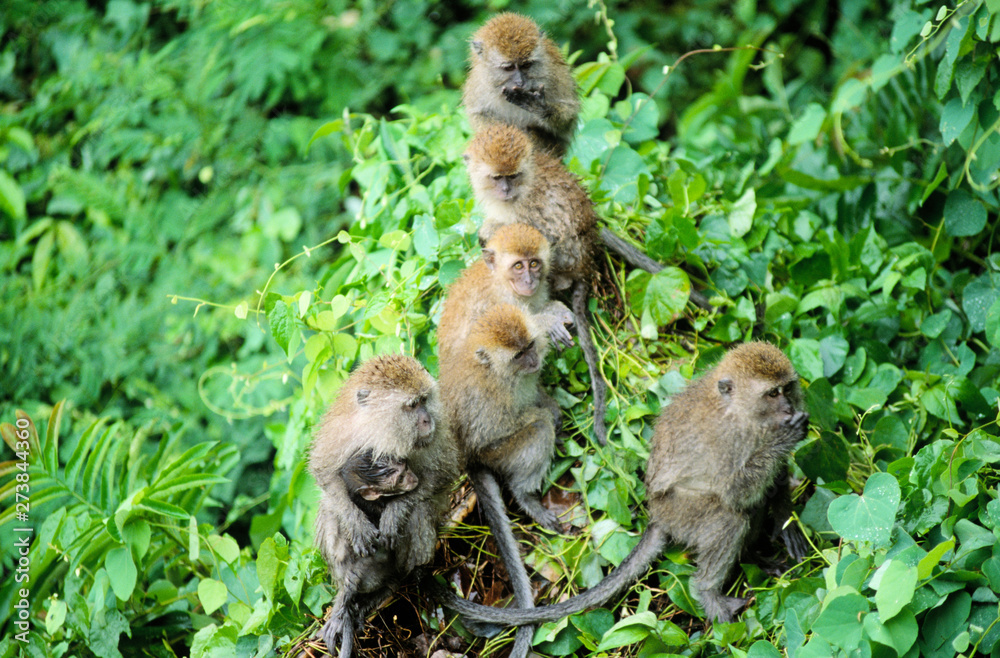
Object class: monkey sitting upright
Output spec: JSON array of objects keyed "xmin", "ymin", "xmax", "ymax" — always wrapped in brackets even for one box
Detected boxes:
[
  {"xmin": 464, "ymin": 123, "xmax": 608, "ymax": 444},
  {"xmin": 433, "ymin": 342, "xmax": 810, "ymax": 627},
  {"xmin": 463, "ymin": 12, "xmax": 580, "ymax": 157},
  {"xmin": 309, "ymin": 354, "xmax": 459, "ymax": 658},
  {"xmin": 438, "ymin": 222, "xmax": 574, "ymax": 367}
]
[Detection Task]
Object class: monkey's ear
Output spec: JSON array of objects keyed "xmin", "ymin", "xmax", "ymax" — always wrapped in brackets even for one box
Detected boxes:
[
  {"xmin": 717, "ymin": 378, "xmax": 734, "ymax": 398},
  {"xmin": 475, "ymin": 347, "xmax": 491, "ymax": 366},
  {"xmin": 357, "ymin": 389, "xmax": 371, "ymax": 405},
  {"xmin": 471, "ymin": 40, "xmax": 483, "ymax": 55},
  {"xmin": 483, "ymin": 248, "xmax": 496, "ymax": 270},
  {"xmin": 357, "ymin": 485, "xmax": 382, "ymax": 501}
]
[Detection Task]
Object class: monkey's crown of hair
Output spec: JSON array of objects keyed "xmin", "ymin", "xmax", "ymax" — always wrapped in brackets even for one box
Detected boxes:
[
  {"xmin": 722, "ymin": 342, "xmax": 796, "ymax": 381},
  {"xmin": 488, "ymin": 223, "xmax": 550, "ymax": 259},
  {"xmin": 468, "ymin": 124, "xmax": 531, "ymax": 175},
  {"xmin": 352, "ymin": 353, "xmax": 431, "ymax": 395},
  {"xmin": 473, "ymin": 12, "xmax": 542, "ymax": 61},
  {"xmin": 470, "ymin": 303, "xmax": 532, "ymax": 349}
]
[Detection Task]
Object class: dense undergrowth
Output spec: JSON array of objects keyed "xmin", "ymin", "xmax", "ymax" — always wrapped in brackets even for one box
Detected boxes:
[{"xmin": 2, "ymin": 0, "xmax": 1000, "ymax": 656}]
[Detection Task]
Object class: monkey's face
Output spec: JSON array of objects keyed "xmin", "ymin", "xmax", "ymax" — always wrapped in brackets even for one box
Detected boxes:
[
  {"xmin": 506, "ymin": 255, "xmax": 542, "ymax": 297},
  {"xmin": 489, "ymin": 173, "xmax": 522, "ymax": 202},
  {"xmin": 511, "ymin": 341, "xmax": 540, "ymax": 374},
  {"xmin": 403, "ymin": 394, "xmax": 436, "ymax": 446},
  {"xmin": 758, "ymin": 379, "xmax": 807, "ymax": 430},
  {"xmin": 497, "ymin": 59, "xmax": 535, "ymax": 91}
]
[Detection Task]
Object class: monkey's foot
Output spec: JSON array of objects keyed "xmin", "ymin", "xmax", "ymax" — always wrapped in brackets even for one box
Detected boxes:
[
  {"xmin": 320, "ymin": 609, "xmax": 353, "ymax": 653},
  {"xmin": 779, "ymin": 523, "xmax": 810, "ymax": 561},
  {"xmin": 700, "ymin": 592, "xmax": 747, "ymax": 623}
]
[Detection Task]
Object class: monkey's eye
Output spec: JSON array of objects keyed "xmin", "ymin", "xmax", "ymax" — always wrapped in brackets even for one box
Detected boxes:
[
  {"xmin": 513, "ymin": 262, "xmax": 523, "ymax": 270},
  {"xmin": 406, "ymin": 400, "xmax": 419, "ymax": 410},
  {"xmin": 501, "ymin": 63, "xmax": 516, "ymax": 71},
  {"xmin": 521, "ymin": 61, "xmax": 534, "ymax": 70},
  {"xmin": 529, "ymin": 259, "xmax": 539, "ymax": 268},
  {"xmin": 767, "ymin": 388, "xmax": 781, "ymax": 398}
]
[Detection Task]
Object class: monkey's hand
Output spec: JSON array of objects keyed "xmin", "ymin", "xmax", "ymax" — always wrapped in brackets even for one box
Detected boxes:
[
  {"xmin": 502, "ymin": 85, "xmax": 545, "ymax": 112},
  {"xmin": 776, "ymin": 411, "xmax": 810, "ymax": 451},
  {"xmin": 348, "ymin": 516, "xmax": 380, "ymax": 557},
  {"xmin": 542, "ymin": 302, "xmax": 575, "ymax": 349}
]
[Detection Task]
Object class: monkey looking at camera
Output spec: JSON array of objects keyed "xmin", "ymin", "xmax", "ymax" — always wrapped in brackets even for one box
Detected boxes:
[
  {"xmin": 438, "ymin": 223, "xmax": 574, "ymax": 367},
  {"xmin": 309, "ymin": 354, "xmax": 458, "ymax": 658},
  {"xmin": 433, "ymin": 342, "xmax": 810, "ymax": 627},
  {"xmin": 465, "ymin": 123, "xmax": 608, "ymax": 444},
  {"xmin": 463, "ymin": 12, "xmax": 580, "ymax": 157}
]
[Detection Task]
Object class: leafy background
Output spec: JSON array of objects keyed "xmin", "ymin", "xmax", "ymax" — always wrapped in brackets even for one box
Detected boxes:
[{"xmin": 1, "ymin": 0, "xmax": 999, "ymax": 656}]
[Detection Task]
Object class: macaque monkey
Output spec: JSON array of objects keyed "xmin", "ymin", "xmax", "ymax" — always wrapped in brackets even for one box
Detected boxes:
[
  {"xmin": 463, "ymin": 12, "xmax": 580, "ymax": 156},
  {"xmin": 441, "ymin": 304, "xmax": 561, "ymax": 658},
  {"xmin": 309, "ymin": 354, "xmax": 459, "ymax": 657},
  {"xmin": 340, "ymin": 449, "xmax": 419, "ymax": 524},
  {"xmin": 465, "ymin": 123, "xmax": 608, "ymax": 444},
  {"xmin": 438, "ymin": 223, "xmax": 574, "ymax": 368},
  {"xmin": 434, "ymin": 342, "xmax": 810, "ymax": 627},
  {"xmin": 442, "ymin": 303, "xmax": 559, "ymax": 531}
]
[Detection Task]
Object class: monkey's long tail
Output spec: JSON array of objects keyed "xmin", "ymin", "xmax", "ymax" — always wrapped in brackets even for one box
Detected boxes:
[
  {"xmin": 469, "ymin": 469, "xmax": 535, "ymax": 657},
  {"xmin": 431, "ymin": 523, "xmax": 669, "ymax": 627},
  {"xmin": 599, "ymin": 228, "xmax": 712, "ymax": 310},
  {"xmin": 572, "ymin": 280, "xmax": 608, "ymax": 446}
]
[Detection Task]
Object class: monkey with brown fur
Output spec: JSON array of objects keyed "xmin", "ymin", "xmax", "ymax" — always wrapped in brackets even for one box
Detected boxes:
[
  {"xmin": 433, "ymin": 342, "xmax": 810, "ymax": 628},
  {"xmin": 438, "ymin": 222, "xmax": 574, "ymax": 367},
  {"xmin": 441, "ymin": 303, "xmax": 561, "ymax": 658},
  {"xmin": 309, "ymin": 354, "xmax": 459, "ymax": 657},
  {"xmin": 463, "ymin": 12, "xmax": 580, "ymax": 157},
  {"xmin": 465, "ymin": 123, "xmax": 609, "ymax": 444}
]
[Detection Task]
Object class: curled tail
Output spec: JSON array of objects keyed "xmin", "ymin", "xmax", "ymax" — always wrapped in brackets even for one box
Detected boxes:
[
  {"xmin": 599, "ymin": 228, "xmax": 712, "ymax": 310},
  {"xmin": 433, "ymin": 524, "xmax": 669, "ymax": 627},
  {"xmin": 572, "ymin": 281, "xmax": 608, "ymax": 446}
]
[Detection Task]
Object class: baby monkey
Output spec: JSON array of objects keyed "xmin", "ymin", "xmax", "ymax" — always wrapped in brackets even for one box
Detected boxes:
[
  {"xmin": 463, "ymin": 12, "xmax": 580, "ymax": 156},
  {"xmin": 340, "ymin": 449, "xmax": 419, "ymax": 525},
  {"xmin": 434, "ymin": 342, "xmax": 810, "ymax": 628}
]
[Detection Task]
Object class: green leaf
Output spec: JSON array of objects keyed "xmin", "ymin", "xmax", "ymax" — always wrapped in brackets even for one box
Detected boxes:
[
  {"xmin": 940, "ymin": 97, "xmax": 976, "ymax": 147},
  {"xmin": 986, "ymin": 298, "xmax": 1000, "ymax": 348},
  {"xmin": 788, "ymin": 103, "xmax": 826, "ymax": 145},
  {"xmin": 827, "ymin": 472, "xmax": 901, "ymax": 546},
  {"xmin": 812, "ymin": 592, "xmax": 869, "ymax": 650},
  {"xmin": 873, "ymin": 560, "xmax": 918, "ymax": 620},
  {"xmin": 922, "ymin": 591, "xmax": 971, "ymax": 650},
  {"xmin": 788, "ymin": 338, "xmax": 824, "ymax": 381},
  {"xmin": 268, "ymin": 300, "xmax": 295, "ymax": 357},
  {"xmin": 644, "ymin": 267, "xmax": 691, "ymax": 324},
  {"xmin": 831, "ymin": 79, "xmax": 868, "ymax": 113},
  {"xmin": 198, "ymin": 577, "xmax": 229, "ymax": 615},
  {"xmin": 600, "ymin": 145, "xmax": 650, "ymax": 204},
  {"xmin": 207, "ymin": 534, "xmax": 240, "ymax": 565},
  {"xmin": 728, "ymin": 188, "xmax": 756, "ymax": 238},
  {"xmin": 257, "ymin": 537, "xmax": 278, "ymax": 600},
  {"xmin": 596, "ymin": 610, "xmax": 657, "ymax": 651},
  {"xmin": 747, "ymin": 640, "xmax": 783, "ymax": 658},
  {"xmin": 944, "ymin": 189, "xmax": 987, "ymax": 237},
  {"xmin": 0, "ymin": 170, "xmax": 27, "ymax": 221},
  {"xmin": 917, "ymin": 538, "xmax": 955, "ymax": 579},
  {"xmin": 864, "ymin": 608, "xmax": 919, "ymax": 655},
  {"xmin": 105, "ymin": 547, "xmax": 137, "ymax": 601}
]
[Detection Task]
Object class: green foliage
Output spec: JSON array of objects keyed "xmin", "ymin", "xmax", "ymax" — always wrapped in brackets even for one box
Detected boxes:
[{"xmin": 3, "ymin": 0, "xmax": 1000, "ymax": 655}]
